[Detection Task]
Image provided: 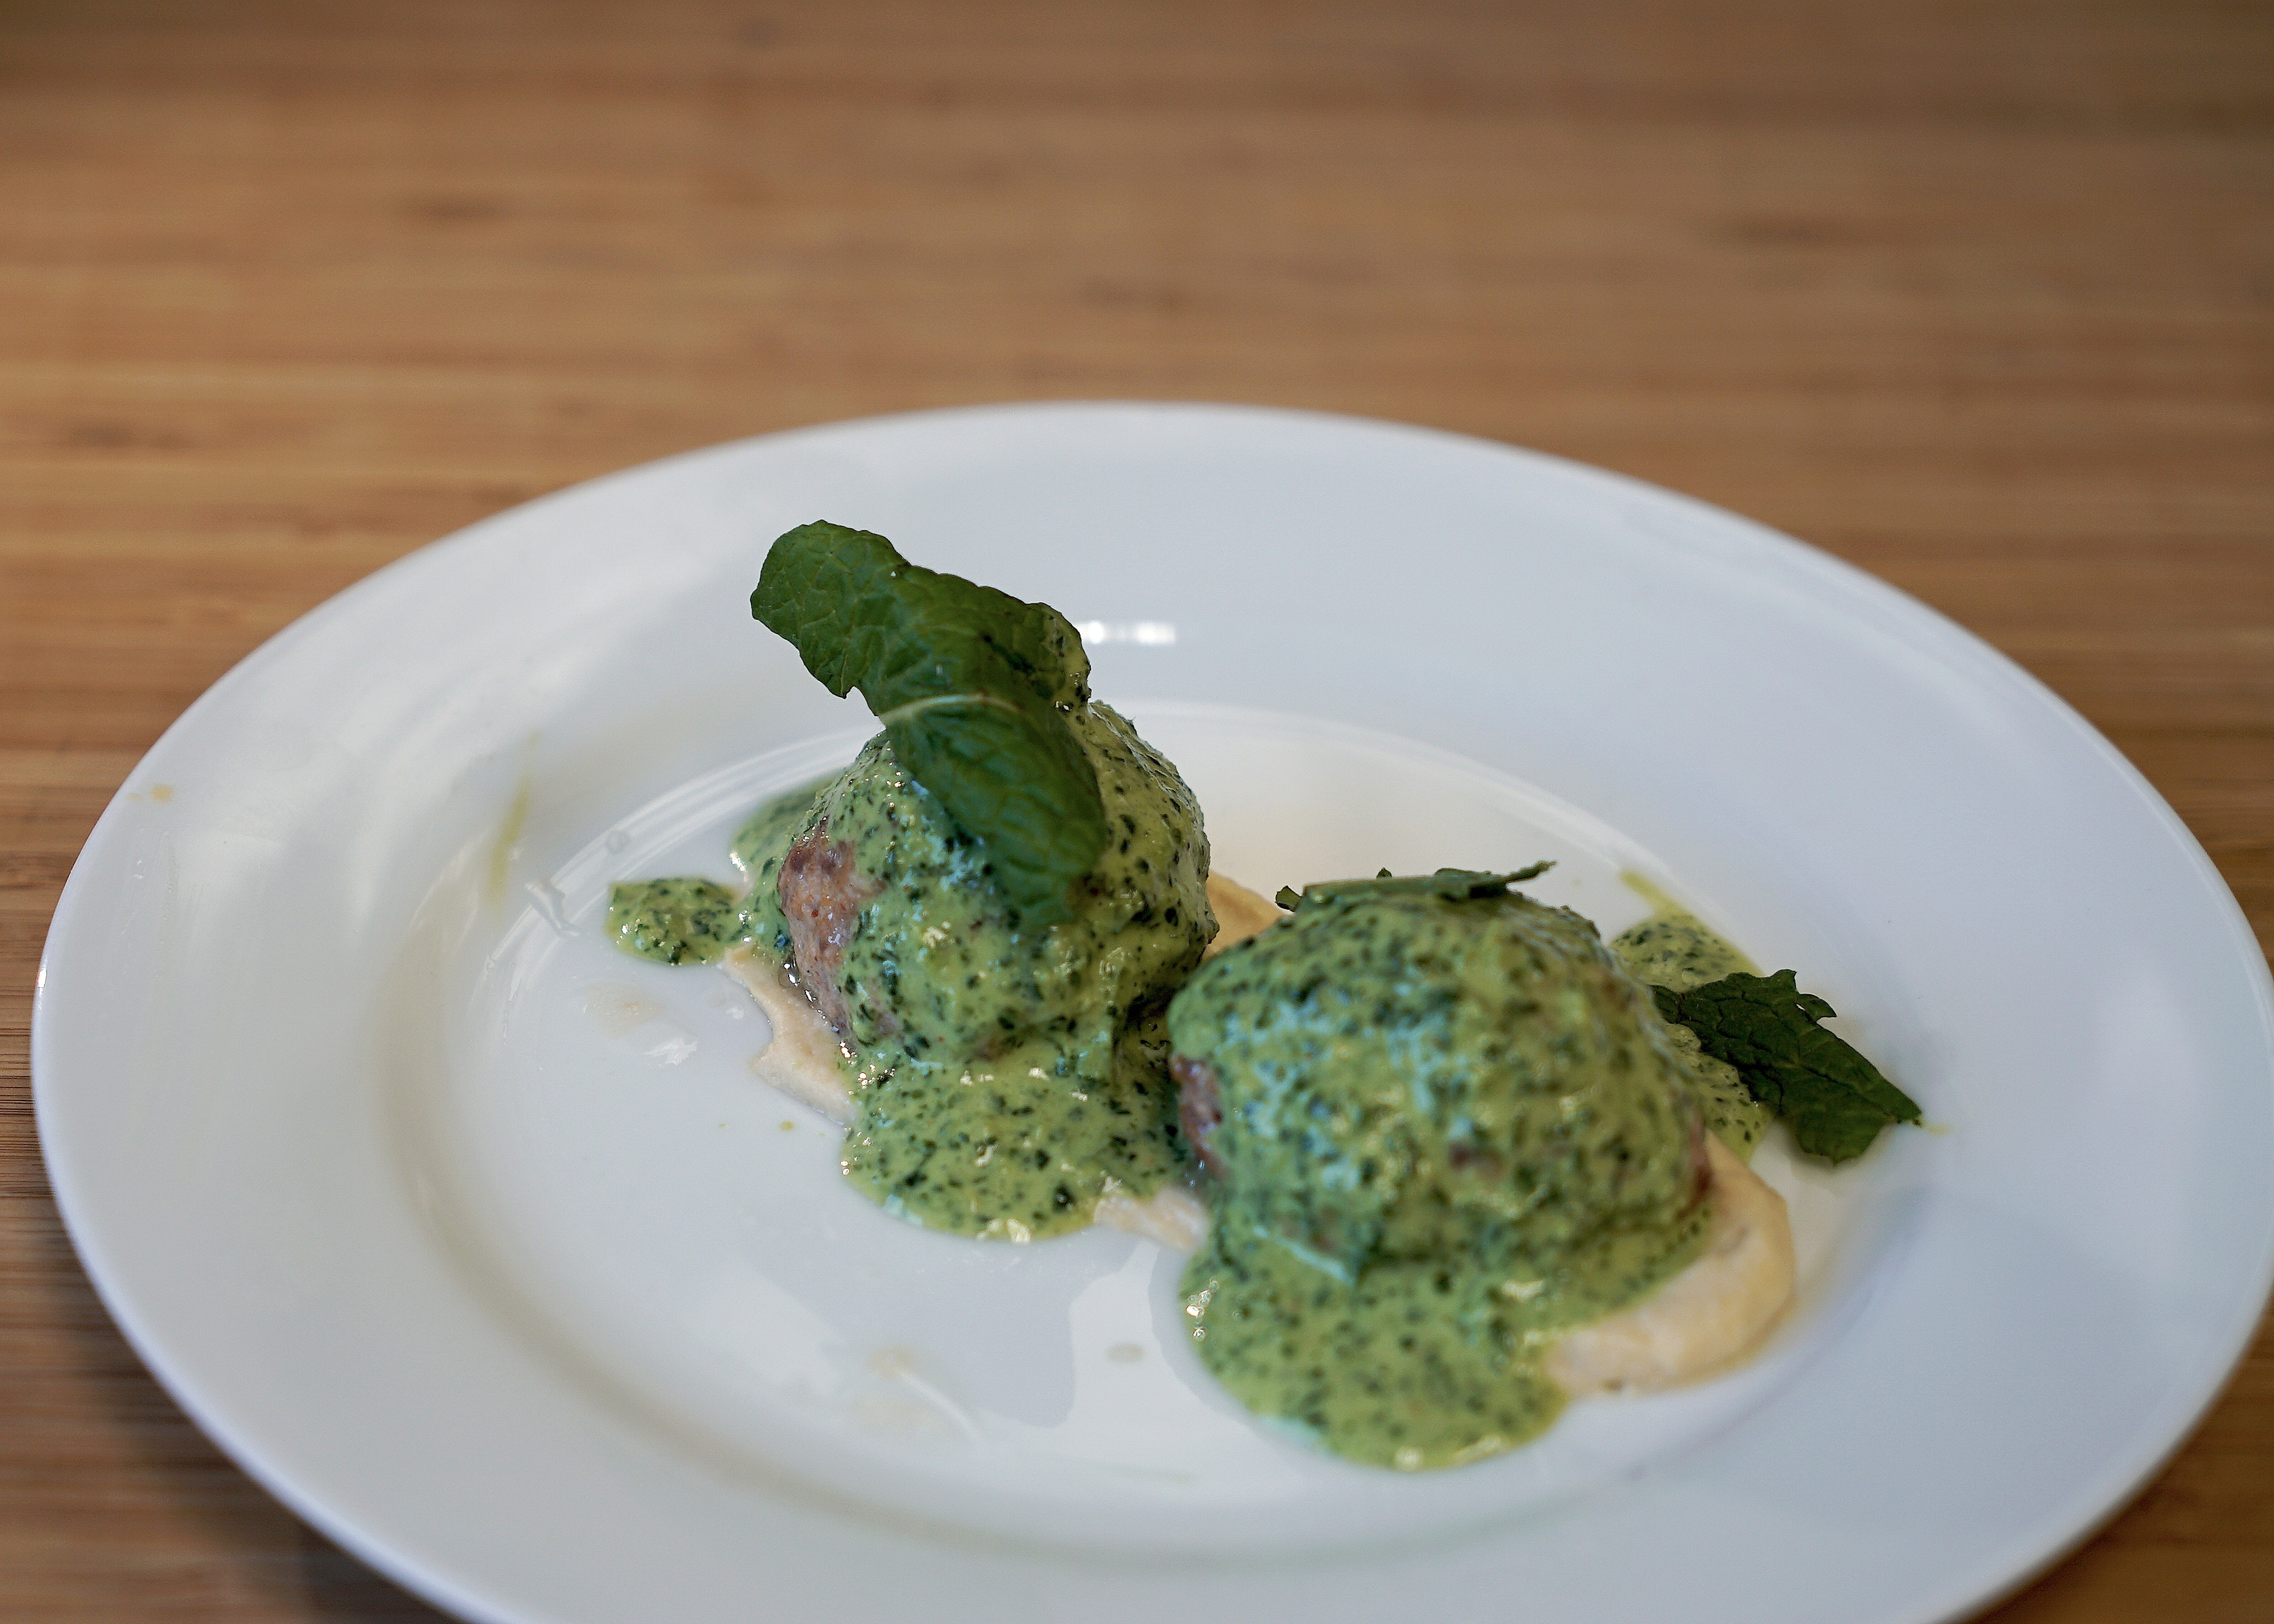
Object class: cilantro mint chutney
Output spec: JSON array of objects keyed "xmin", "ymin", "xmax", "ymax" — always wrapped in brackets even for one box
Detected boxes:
[
  {"xmin": 1168, "ymin": 877, "xmax": 1716, "ymax": 1469},
  {"xmin": 609, "ymin": 701, "xmax": 1212, "ymax": 1241},
  {"xmin": 607, "ymin": 877, "xmax": 741, "ymax": 966},
  {"xmin": 1609, "ymin": 884, "xmax": 1774, "ymax": 1157},
  {"xmin": 744, "ymin": 705, "xmax": 1213, "ymax": 1239},
  {"xmin": 604, "ymin": 776, "xmax": 830, "ymax": 967}
]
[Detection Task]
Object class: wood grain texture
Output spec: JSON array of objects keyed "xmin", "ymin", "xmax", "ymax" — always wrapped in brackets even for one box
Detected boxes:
[{"xmin": 3, "ymin": 1, "xmax": 2268, "ymax": 1618}]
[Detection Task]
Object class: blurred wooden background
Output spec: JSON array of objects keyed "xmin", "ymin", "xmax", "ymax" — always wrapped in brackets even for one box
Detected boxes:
[{"xmin": 3, "ymin": 1, "xmax": 2268, "ymax": 1618}]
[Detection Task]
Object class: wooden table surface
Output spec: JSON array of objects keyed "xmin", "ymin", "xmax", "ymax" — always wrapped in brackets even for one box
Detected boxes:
[{"xmin": 3, "ymin": 2, "xmax": 2268, "ymax": 1618}]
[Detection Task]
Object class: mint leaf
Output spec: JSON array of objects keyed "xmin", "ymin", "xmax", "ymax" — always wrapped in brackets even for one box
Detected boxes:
[
  {"xmin": 1653, "ymin": 970, "xmax": 1919, "ymax": 1163},
  {"xmin": 750, "ymin": 522, "xmax": 1106, "ymax": 924},
  {"xmin": 1276, "ymin": 863, "xmax": 1554, "ymax": 912}
]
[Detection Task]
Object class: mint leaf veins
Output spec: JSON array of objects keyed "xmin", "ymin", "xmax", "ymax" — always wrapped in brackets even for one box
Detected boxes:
[
  {"xmin": 1652, "ymin": 970, "xmax": 1921, "ymax": 1164},
  {"xmin": 750, "ymin": 522, "xmax": 1108, "ymax": 927}
]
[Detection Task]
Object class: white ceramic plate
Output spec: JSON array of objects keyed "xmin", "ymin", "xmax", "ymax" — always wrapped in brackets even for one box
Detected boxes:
[{"xmin": 36, "ymin": 403, "xmax": 2274, "ymax": 1624}]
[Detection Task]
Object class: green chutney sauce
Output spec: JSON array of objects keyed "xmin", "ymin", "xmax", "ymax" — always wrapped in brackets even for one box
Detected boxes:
[
  {"xmin": 1608, "ymin": 876, "xmax": 1772, "ymax": 1158},
  {"xmin": 613, "ymin": 704, "xmax": 1215, "ymax": 1243},
  {"xmin": 1169, "ymin": 886, "xmax": 1712, "ymax": 1470},
  {"xmin": 606, "ymin": 876, "xmax": 742, "ymax": 966},
  {"xmin": 604, "ymin": 776, "xmax": 828, "ymax": 966}
]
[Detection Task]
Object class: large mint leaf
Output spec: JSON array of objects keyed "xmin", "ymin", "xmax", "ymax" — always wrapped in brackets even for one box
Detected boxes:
[{"xmin": 750, "ymin": 522, "xmax": 1105, "ymax": 924}]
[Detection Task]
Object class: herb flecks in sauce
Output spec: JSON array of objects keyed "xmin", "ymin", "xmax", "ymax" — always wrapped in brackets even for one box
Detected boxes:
[
  {"xmin": 623, "ymin": 727, "xmax": 1211, "ymax": 1238},
  {"xmin": 615, "ymin": 735, "xmax": 1211, "ymax": 1238},
  {"xmin": 1608, "ymin": 880, "xmax": 1772, "ymax": 1158},
  {"xmin": 605, "ymin": 778, "xmax": 831, "ymax": 968},
  {"xmin": 607, "ymin": 878, "xmax": 742, "ymax": 966},
  {"xmin": 1614, "ymin": 876, "xmax": 1918, "ymax": 1165},
  {"xmin": 1171, "ymin": 882, "xmax": 1711, "ymax": 1469},
  {"xmin": 772, "ymin": 705, "xmax": 1213, "ymax": 1239},
  {"xmin": 731, "ymin": 776, "xmax": 832, "ymax": 961}
]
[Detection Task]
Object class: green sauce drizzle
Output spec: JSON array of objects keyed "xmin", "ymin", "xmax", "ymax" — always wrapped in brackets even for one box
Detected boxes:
[
  {"xmin": 805, "ymin": 706, "xmax": 1211, "ymax": 1239},
  {"xmin": 615, "ymin": 706, "xmax": 1214, "ymax": 1242},
  {"xmin": 607, "ymin": 877, "xmax": 742, "ymax": 965},
  {"xmin": 1607, "ymin": 877, "xmax": 1772, "ymax": 1158},
  {"xmin": 1170, "ymin": 885, "xmax": 1711, "ymax": 1469},
  {"xmin": 604, "ymin": 778, "xmax": 829, "ymax": 967}
]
